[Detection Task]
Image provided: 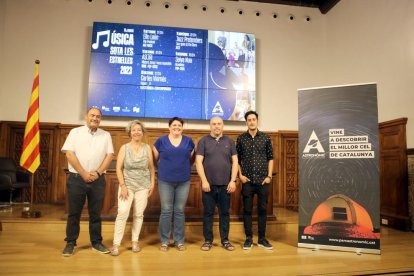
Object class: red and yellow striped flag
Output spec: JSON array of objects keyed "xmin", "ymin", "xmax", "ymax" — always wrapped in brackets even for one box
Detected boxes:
[{"xmin": 20, "ymin": 60, "xmax": 41, "ymax": 173}]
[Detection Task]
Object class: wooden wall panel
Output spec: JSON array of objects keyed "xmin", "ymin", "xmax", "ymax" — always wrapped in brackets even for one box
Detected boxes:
[
  {"xmin": 408, "ymin": 148, "xmax": 414, "ymax": 231},
  {"xmin": 0, "ymin": 121, "xmax": 278, "ymax": 221},
  {"xmin": 0, "ymin": 118, "xmax": 410, "ymax": 230},
  {"xmin": 55, "ymin": 126, "xmax": 72, "ymax": 204},
  {"xmin": 379, "ymin": 118, "xmax": 410, "ymax": 230},
  {"xmin": 278, "ymin": 131, "xmax": 299, "ymax": 210},
  {"xmin": 0, "ymin": 122, "xmax": 59, "ymax": 203},
  {"xmin": 3, "ymin": 118, "xmax": 408, "ymax": 228},
  {"xmin": 271, "ymin": 133, "xmax": 280, "ymax": 207}
]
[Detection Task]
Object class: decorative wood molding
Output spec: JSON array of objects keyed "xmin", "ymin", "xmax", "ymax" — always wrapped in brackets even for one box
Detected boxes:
[{"xmin": 278, "ymin": 131, "xmax": 298, "ymax": 210}]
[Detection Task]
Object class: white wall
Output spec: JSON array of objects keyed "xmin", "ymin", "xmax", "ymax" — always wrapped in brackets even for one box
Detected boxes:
[
  {"xmin": 0, "ymin": 0, "xmax": 326, "ymax": 130},
  {"xmin": 326, "ymin": 0, "xmax": 414, "ymax": 146},
  {"xmin": 0, "ymin": 0, "xmax": 412, "ymax": 147},
  {"xmin": 0, "ymin": 0, "xmax": 6, "ymax": 108}
]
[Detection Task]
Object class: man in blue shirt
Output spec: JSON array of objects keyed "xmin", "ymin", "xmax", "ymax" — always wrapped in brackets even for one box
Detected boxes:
[{"xmin": 196, "ymin": 116, "xmax": 238, "ymax": 251}]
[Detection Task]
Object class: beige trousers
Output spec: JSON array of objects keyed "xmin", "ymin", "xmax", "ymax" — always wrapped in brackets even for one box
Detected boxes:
[{"xmin": 113, "ymin": 188, "xmax": 149, "ymax": 245}]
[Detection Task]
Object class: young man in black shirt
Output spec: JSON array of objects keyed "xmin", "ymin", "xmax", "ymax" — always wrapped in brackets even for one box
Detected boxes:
[{"xmin": 236, "ymin": 111, "xmax": 274, "ymax": 250}]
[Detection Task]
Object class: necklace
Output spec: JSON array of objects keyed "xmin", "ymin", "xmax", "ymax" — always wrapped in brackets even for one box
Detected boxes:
[{"xmin": 130, "ymin": 142, "xmax": 142, "ymax": 154}]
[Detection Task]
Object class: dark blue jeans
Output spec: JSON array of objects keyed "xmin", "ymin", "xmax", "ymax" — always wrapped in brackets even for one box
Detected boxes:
[
  {"xmin": 65, "ymin": 173, "xmax": 106, "ymax": 245},
  {"xmin": 202, "ymin": 185, "xmax": 230, "ymax": 244},
  {"xmin": 242, "ymin": 182, "xmax": 269, "ymax": 240}
]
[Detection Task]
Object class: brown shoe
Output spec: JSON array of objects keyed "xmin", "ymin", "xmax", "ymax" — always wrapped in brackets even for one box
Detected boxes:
[
  {"xmin": 222, "ymin": 241, "xmax": 235, "ymax": 251},
  {"xmin": 201, "ymin": 241, "xmax": 212, "ymax": 251}
]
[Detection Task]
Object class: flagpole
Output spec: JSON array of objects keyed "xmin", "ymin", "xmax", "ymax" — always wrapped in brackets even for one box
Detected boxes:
[
  {"xmin": 21, "ymin": 59, "xmax": 41, "ymax": 218},
  {"xmin": 30, "ymin": 173, "xmax": 34, "ymax": 210},
  {"xmin": 22, "ymin": 171, "xmax": 40, "ymax": 218}
]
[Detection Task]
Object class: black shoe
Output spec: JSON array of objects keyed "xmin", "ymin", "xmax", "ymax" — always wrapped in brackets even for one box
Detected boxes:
[
  {"xmin": 62, "ymin": 243, "xmax": 76, "ymax": 257},
  {"xmin": 243, "ymin": 237, "xmax": 253, "ymax": 250},
  {"xmin": 258, "ymin": 238, "xmax": 273, "ymax": 250},
  {"xmin": 92, "ymin": 242, "xmax": 110, "ymax": 254}
]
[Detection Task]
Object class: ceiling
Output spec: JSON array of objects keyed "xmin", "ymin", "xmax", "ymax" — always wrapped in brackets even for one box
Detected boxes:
[{"xmin": 229, "ymin": 0, "xmax": 341, "ymax": 14}]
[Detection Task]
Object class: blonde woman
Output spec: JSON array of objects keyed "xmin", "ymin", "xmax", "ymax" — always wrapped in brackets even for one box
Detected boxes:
[{"xmin": 110, "ymin": 120, "xmax": 155, "ymax": 256}]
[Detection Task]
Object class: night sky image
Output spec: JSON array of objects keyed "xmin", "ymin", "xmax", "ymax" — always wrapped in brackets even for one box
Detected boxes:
[{"xmin": 297, "ymin": 84, "xmax": 380, "ymax": 251}]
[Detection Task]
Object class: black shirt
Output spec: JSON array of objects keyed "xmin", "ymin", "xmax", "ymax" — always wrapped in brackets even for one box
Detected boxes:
[{"xmin": 236, "ymin": 130, "xmax": 273, "ymax": 184}]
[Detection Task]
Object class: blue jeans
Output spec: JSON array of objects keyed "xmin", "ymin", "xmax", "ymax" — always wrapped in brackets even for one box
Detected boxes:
[
  {"xmin": 202, "ymin": 185, "xmax": 230, "ymax": 244},
  {"xmin": 65, "ymin": 173, "xmax": 106, "ymax": 245},
  {"xmin": 242, "ymin": 182, "xmax": 269, "ymax": 240},
  {"xmin": 158, "ymin": 179, "xmax": 190, "ymax": 244}
]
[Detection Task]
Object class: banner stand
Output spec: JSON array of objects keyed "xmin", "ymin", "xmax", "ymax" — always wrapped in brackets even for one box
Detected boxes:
[{"xmin": 297, "ymin": 83, "xmax": 381, "ymax": 255}]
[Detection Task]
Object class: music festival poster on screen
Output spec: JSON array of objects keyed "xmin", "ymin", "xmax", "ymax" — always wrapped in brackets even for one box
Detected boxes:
[{"xmin": 87, "ymin": 22, "xmax": 256, "ymax": 121}]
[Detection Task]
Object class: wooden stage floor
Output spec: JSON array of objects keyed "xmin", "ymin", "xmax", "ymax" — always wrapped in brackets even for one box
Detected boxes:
[{"xmin": 0, "ymin": 204, "xmax": 413, "ymax": 276}]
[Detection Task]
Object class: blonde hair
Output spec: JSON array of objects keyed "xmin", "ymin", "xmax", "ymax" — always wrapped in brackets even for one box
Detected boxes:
[{"xmin": 126, "ymin": 120, "xmax": 147, "ymax": 137}]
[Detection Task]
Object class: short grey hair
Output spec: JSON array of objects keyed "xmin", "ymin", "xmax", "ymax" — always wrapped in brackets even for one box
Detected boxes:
[
  {"xmin": 87, "ymin": 106, "xmax": 102, "ymax": 116},
  {"xmin": 126, "ymin": 120, "xmax": 147, "ymax": 137}
]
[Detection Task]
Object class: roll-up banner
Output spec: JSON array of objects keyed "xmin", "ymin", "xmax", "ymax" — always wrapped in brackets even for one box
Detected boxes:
[{"xmin": 298, "ymin": 83, "xmax": 380, "ymax": 254}]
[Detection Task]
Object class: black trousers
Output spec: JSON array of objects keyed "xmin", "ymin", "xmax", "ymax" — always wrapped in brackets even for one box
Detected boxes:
[
  {"xmin": 242, "ymin": 182, "xmax": 269, "ymax": 240},
  {"xmin": 202, "ymin": 185, "xmax": 230, "ymax": 244},
  {"xmin": 65, "ymin": 173, "xmax": 106, "ymax": 245}
]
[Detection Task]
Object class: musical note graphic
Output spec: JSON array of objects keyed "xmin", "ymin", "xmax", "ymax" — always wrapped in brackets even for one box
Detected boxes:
[{"xmin": 92, "ymin": 30, "xmax": 110, "ymax": 49}]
